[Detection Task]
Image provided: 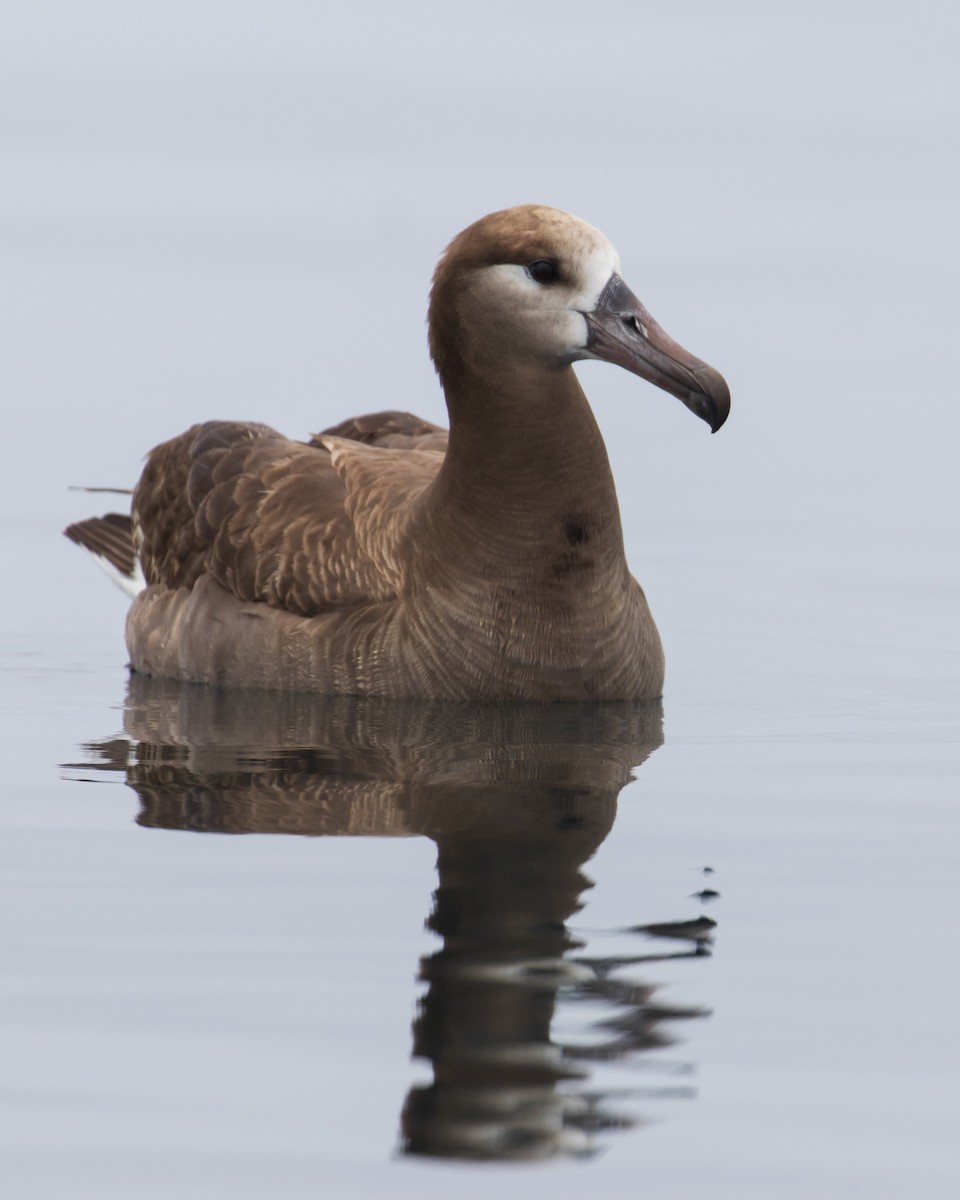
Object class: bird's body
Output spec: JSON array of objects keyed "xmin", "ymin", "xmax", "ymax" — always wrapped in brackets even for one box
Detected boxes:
[{"xmin": 66, "ymin": 205, "xmax": 729, "ymax": 700}]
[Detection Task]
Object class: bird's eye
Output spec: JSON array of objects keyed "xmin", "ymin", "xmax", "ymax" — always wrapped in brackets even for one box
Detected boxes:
[{"xmin": 527, "ymin": 259, "xmax": 558, "ymax": 284}]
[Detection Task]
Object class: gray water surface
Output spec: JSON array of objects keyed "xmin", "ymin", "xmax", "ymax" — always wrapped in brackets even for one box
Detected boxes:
[{"xmin": 2, "ymin": 1, "xmax": 959, "ymax": 1196}]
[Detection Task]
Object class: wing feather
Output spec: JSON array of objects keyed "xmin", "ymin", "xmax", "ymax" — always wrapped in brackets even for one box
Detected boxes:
[
  {"xmin": 320, "ymin": 436, "xmax": 444, "ymax": 593},
  {"xmin": 131, "ymin": 414, "xmax": 446, "ymax": 616},
  {"xmin": 315, "ymin": 409, "xmax": 447, "ymax": 452}
]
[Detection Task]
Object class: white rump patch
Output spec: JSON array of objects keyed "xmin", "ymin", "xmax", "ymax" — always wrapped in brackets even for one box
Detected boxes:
[{"xmin": 90, "ymin": 553, "xmax": 146, "ymax": 599}]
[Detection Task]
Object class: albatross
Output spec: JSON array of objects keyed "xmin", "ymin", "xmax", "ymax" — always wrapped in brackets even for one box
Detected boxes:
[{"xmin": 65, "ymin": 205, "xmax": 730, "ymax": 699}]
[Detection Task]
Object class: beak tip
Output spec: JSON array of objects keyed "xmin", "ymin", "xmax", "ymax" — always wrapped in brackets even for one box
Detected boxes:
[{"xmin": 695, "ymin": 369, "xmax": 730, "ymax": 434}]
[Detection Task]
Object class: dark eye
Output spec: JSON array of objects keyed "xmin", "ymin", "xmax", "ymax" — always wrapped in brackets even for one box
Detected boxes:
[{"xmin": 527, "ymin": 259, "xmax": 558, "ymax": 284}]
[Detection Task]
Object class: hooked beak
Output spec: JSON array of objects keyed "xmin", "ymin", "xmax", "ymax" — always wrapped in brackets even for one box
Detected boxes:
[{"xmin": 583, "ymin": 274, "xmax": 730, "ymax": 432}]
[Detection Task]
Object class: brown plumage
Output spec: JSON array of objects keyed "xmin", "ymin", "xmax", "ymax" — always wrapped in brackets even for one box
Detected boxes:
[
  {"xmin": 65, "ymin": 205, "xmax": 730, "ymax": 699},
  {"xmin": 64, "ymin": 511, "xmax": 137, "ymax": 580}
]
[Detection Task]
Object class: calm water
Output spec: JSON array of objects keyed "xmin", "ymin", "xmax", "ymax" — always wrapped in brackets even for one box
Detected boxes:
[{"xmin": 2, "ymin": 2, "xmax": 959, "ymax": 1196}]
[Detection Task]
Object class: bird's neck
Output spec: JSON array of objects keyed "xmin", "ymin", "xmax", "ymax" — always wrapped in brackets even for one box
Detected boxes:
[{"xmin": 424, "ymin": 363, "xmax": 628, "ymax": 577}]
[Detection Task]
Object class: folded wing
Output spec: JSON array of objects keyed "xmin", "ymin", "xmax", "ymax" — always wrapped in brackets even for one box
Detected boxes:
[{"xmin": 129, "ymin": 412, "xmax": 447, "ymax": 615}]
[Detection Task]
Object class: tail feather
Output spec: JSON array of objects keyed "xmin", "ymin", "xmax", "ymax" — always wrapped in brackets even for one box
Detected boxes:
[{"xmin": 64, "ymin": 512, "xmax": 145, "ymax": 598}]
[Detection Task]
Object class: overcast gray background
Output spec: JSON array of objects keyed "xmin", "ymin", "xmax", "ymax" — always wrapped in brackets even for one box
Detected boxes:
[{"xmin": 2, "ymin": 2, "xmax": 958, "ymax": 1197}]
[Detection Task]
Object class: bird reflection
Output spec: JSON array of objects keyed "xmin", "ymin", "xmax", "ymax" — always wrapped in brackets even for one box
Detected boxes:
[{"xmin": 68, "ymin": 675, "xmax": 714, "ymax": 1161}]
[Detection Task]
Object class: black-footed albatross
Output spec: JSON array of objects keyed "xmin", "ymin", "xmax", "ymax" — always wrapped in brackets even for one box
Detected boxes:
[{"xmin": 65, "ymin": 205, "xmax": 730, "ymax": 699}]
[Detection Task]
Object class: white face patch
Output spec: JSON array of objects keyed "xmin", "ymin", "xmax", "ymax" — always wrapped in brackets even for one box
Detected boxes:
[
  {"xmin": 564, "ymin": 231, "xmax": 621, "ymax": 313},
  {"xmin": 467, "ymin": 217, "xmax": 623, "ymax": 365}
]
